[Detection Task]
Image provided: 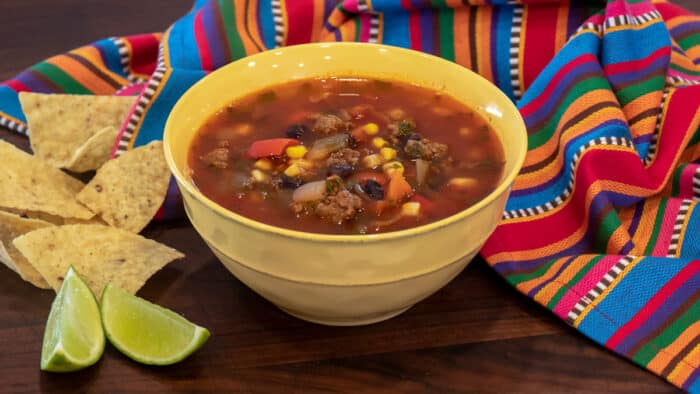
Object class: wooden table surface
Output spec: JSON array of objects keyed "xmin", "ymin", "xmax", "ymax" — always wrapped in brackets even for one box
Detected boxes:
[{"xmin": 1, "ymin": 1, "xmax": 695, "ymax": 393}]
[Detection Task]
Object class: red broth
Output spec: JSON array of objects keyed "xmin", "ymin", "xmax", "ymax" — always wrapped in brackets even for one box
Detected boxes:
[{"xmin": 187, "ymin": 77, "xmax": 504, "ymax": 235}]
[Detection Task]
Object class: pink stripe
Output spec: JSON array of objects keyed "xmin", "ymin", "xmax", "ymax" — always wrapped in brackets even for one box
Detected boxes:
[
  {"xmin": 4, "ymin": 79, "xmax": 29, "ymax": 92},
  {"xmin": 552, "ymin": 255, "xmax": 621, "ymax": 320},
  {"xmin": 605, "ymin": 0, "xmax": 656, "ymax": 17},
  {"xmin": 358, "ymin": 13, "xmax": 372, "ymax": 42},
  {"xmin": 343, "ymin": 0, "xmax": 359, "ymax": 13},
  {"xmin": 651, "ymin": 198, "xmax": 682, "ymax": 256},
  {"xmin": 679, "ymin": 165, "xmax": 697, "ymax": 200},
  {"xmin": 194, "ymin": 12, "xmax": 213, "ymax": 71}
]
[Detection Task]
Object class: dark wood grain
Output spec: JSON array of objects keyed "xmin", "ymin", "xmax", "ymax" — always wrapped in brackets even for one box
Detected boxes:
[{"xmin": 1, "ymin": 1, "xmax": 697, "ymax": 392}]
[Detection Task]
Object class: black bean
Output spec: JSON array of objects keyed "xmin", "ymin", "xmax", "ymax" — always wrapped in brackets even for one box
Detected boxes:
[
  {"xmin": 407, "ymin": 132, "xmax": 422, "ymax": 141},
  {"xmin": 364, "ymin": 180, "xmax": 385, "ymax": 200},
  {"xmin": 347, "ymin": 134, "xmax": 358, "ymax": 149},
  {"xmin": 327, "ymin": 163, "xmax": 355, "ymax": 178},
  {"xmin": 285, "ymin": 124, "xmax": 307, "ymax": 139},
  {"xmin": 279, "ymin": 175, "xmax": 304, "ymax": 189}
]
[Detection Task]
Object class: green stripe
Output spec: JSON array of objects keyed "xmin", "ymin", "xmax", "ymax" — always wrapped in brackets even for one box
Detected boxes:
[
  {"xmin": 547, "ymin": 256, "xmax": 604, "ymax": 309},
  {"xmin": 678, "ymin": 34, "xmax": 700, "ymax": 52},
  {"xmin": 632, "ymin": 300, "xmax": 699, "ymax": 366},
  {"xmin": 529, "ymin": 76, "xmax": 610, "ymax": 150},
  {"xmin": 643, "ymin": 199, "xmax": 668, "ymax": 255},
  {"xmin": 671, "ymin": 163, "xmax": 688, "ymax": 196},
  {"xmin": 670, "ymin": 62, "xmax": 700, "ymax": 76},
  {"xmin": 594, "ymin": 210, "xmax": 621, "ymax": 253},
  {"xmin": 616, "ymin": 75, "xmax": 665, "ymax": 107},
  {"xmin": 438, "ymin": 8, "xmax": 455, "ymax": 62},
  {"xmin": 354, "ymin": 17, "xmax": 361, "ymax": 42},
  {"xmin": 506, "ymin": 258, "xmax": 559, "ymax": 286},
  {"xmin": 219, "ymin": 0, "xmax": 247, "ymax": 60},
  {"xmin": 688, "ymin": 124, "xmax": 700, "ymax": 147},
  {"xmin": 30, "ymin": 63, "xmax": 91, "ymax": 94}
]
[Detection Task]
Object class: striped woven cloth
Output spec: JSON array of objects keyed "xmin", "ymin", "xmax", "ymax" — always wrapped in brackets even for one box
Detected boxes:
[{"xmin": 0, "ymin": 0, "xmax": 698, "ymax": 390}]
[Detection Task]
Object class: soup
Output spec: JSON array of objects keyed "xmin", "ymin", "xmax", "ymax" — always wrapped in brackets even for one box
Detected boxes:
[{"xmin": 187, "ymin": 77, "xmax": 504, "ymax": 235}]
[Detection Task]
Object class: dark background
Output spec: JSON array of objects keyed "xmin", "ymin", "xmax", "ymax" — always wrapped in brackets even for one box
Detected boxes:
[{"xmin": 0, "ymin": 1, "xmax": 696, "ymax": 392}]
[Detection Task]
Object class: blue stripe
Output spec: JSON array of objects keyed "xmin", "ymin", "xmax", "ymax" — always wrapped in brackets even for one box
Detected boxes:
[
  {"xmin": 577, "ymin": 257, "xmax": 690, "ymax": 343},
  {"xmin": 0, "ymin": 86, "xmax": 25, "ymax": 122},
  {"xmin": 379, "ymin": 9, "xmax": 411, "ymax": 49},
  {"xmin": 494, "ymin": 5, "xmax": 515, "ymax": 101},
  {"xmin": 601, "ymin": 23, "xmax": 670, "ymax": 65},
  {"xmin": 94, "ymin": 38, "xmax": 126, "ymax": 77},
  {"xmin": 259, "ymin": 0, "xmax": 276, "ymax": 49},
  {"xmin": 166, "ymin": 12, "xmax": 203, "ymax": 70}
]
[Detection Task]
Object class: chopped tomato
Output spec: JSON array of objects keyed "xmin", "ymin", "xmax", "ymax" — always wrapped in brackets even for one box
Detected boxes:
[
  {"xmin": 247, "ymin": 138, "xmax": 300, "ymax": 159},
  {"xmin": 350, "ymin": 126, "xmax": 370, "ymax": 143}
]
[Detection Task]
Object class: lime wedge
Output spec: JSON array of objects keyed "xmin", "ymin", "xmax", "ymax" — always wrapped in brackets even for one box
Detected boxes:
[
  {"xmin": 41, "ymin": 266, "xmax": 105, "ymax": 372},
  {"xmin": 100, "ymin": 283, "xmax": 210, "ymax": 365}
]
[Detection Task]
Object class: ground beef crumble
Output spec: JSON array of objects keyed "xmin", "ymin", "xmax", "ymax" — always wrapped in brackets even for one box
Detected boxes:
[
  {"xmin": 326, "ymin": 148, "xmax": 360, "ymax": 167},
  {"xmin": 312, "ymin": 113, "xmax": 351, "ymax": 135},
  {"xmin": 404, "ymin": 139, "xmax": 448, "ymax": 161},
  {"xmin": 314, "ymin": 189, "xmax": 363, "ymax": 223},
  {"xmin": 200, "ymin": 147, "xmax": 230, "ymax": 169}
]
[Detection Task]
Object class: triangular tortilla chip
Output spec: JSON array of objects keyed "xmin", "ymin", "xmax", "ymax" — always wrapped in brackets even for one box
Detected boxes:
[
  {"xmin": 64, "ymin": 126, "xmax": 119, "ymax": 173},
  {"xmin": 13, "ymin": 224, "xmax": 184, "ymax": 295},
  {"xmin": 77, "ymin": 141, "xmax": 170, "ymax": 233},
  {"xmin": 0, "ymin": 210, "xmax": 53, "ymax": 289},
  {"xmin": 0, "ymin": 141, "xmax": 94, "ymax": 220},
  {"xmin": 19, "ymin": 92, "xmax": 134, "ymax": 168}
]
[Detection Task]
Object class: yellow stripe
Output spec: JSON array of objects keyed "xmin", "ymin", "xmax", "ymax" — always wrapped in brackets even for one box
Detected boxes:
[
  {"xmin": 517, "ymin": 7, "xmax": 527, "ymax": 93},
  {"xmin": 533, "ymin": 255, "xmax": 594, "ymax": 305},
  {"xmin": 671, "ymin": 202, "xmax": 696, "ymax": 257}
]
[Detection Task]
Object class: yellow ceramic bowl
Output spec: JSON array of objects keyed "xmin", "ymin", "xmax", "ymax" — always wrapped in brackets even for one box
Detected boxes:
[{"xmin": 163, "ymin": 43, "xmax": 527, "ymax": 326}]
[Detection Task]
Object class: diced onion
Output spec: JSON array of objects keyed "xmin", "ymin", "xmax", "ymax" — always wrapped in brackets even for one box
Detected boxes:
[
  {"xmin": 292, "ymin": 180, "xmax": 327, "ymax": 203},
  {"xmin": 415, "ymin": 159, "xmax": 429, "ymax": 186},
  {"xmin": 306, "ymin": 134, "xmax": 350, "ymax": 160}
]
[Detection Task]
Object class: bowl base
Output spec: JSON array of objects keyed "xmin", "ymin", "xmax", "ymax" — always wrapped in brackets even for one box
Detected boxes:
[{"xmin": 277, "ymin": 305, "xmax": 413, "ymax": 326}]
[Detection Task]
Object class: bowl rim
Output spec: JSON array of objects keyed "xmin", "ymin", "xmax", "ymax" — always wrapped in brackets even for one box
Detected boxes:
[{"xmin": 164, "ymin": 42, "xmax": 527, "ymax": 243}]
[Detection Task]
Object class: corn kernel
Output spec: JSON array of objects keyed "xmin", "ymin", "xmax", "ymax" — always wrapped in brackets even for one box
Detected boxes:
[
  {"xmin": 401, "ymin": 202, "xmax": 421, "ymax": 216},
  {"xmin": 372, "ymin": 137, "xmax": 387, "ymax": 149},
  {"xmin": 254, "ymin": 159, "xmax": 273, "ymax": 171},
  {"xmin": 290, "ymin": 158, "xmax": 313, "ymax": 169},
  {"xmin": 432, "ymin": 106, "xmax": 452, "ymax": 117},
  {"xmin": 380, "ymin": 147, "xmax": 397, "ymax": 161},
  {"xmin": 382, "ymin": 161, "xmax": 404, "ymax": 176},
  {"xmin": 363, "ymin": 123, "xmax": 380, "ymax": 135},
  {"xmin": 448, "ymin": 177, "xmax": 478, "ymax": 189},
  {"xmin": 284, "ymin": 164, "xmax": 301, "ymax": 178},
  {"xmin": 363, "ymin": 153, "xmax": 384, "ymax": 169},
  {"xmin": 251, "ymin": 169, "xmax": 270, "ymax": 183},
  {"xmin": 286, "ymin": 145, "xmax": 308, "ymax": 159}
]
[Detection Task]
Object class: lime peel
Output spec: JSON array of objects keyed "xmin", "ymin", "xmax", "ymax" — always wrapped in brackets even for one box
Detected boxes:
[
  {"xmin": 100, "ymin": 283, "xmax": 210, "ymax": 365},
  {"xmin": 40, "ymin": 266, "xmax": 105, "ymax": 372}
]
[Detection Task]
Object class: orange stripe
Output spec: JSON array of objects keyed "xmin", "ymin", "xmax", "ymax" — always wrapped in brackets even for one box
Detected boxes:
[
  {"xmin": 71, "ymin": 46, "xmax": 130, "ymax": 85},
  {"xmin": 647, "ymin": 320, "xmax": 700, "ymax": 374},
  {"xmin": 534, "ymin": 255, "xmax": 595, "ymax": 305},
  {"xmin": 554, "ymin": 4, "xmax": 569, "ymax": 53},
  {"xmin": 515, "ymin": 107, "xmax": 626, "ymax": 188},
  {"xmin": 667, "ymin": 345, "xmax": 699, "ymax": 387},
  {"xmin": 453, "ymin": 8, "xmax": 470, "ymax": 70},
  {"xmin": 247, "ymin": 0, "xmax": 265, "ymax": 51},
  {"xmin": 46, "ymin": 56, "xmax": 115, "ymax": 94},
  {"xmin": 310, "ymin": 0, "xmax": 325, "ymax": 41},
  {"xmin": 517, "ymin": 7, "xmax": 527, "ymax": 92},
  {"xmin": 520, "ymin": 89, "xmax": 622, "ymax": 168},
  {"xmin": 517, "ymin": 257, "xmax": 568, "ymax": 294},
  {"xmin": 234, "ymin": 0, "xmax": 258, "ymax": 55},
  {"xmin": 476, "ymin": 7, "xmax": 493, "ymax": 82},
  {"xmin": 279, "ymin": 0, "xmax": 289, "ymax": 45},
  {"xmin": 489, "ymin": 179, "xmax": 656, "ymax": 263}
]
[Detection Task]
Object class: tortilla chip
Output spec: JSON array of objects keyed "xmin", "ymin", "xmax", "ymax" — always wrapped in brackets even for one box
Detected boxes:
[
  {"xmin": 77, "ymin": 141, "xmax": 170, "ymax": 233},
  {"xmin": 13, "ymin": 224, "xmax": 184, "ymax": 295},
  {"xmin": 64, "ymin": 126, "xmax": 119, "ymax": 173},
  {"xmin": 0, "ymin": 211, "xmax": 53, "ymax": 289},
  {"xmin": 19, "ymin": 92, "xmax": 134, "ymax": 168},
  {"xmin": 0, "ymin": 141, "xmax": 94, "ymax": 220},
  {"xmin": 1, "ymin": 207, "xmax": 66, "ymax": 226}
]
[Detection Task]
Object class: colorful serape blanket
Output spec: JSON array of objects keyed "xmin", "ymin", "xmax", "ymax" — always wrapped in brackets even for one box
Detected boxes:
[{"xmin": 0, "ymin": 0, "xmax": 698, "ymax": 390}]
